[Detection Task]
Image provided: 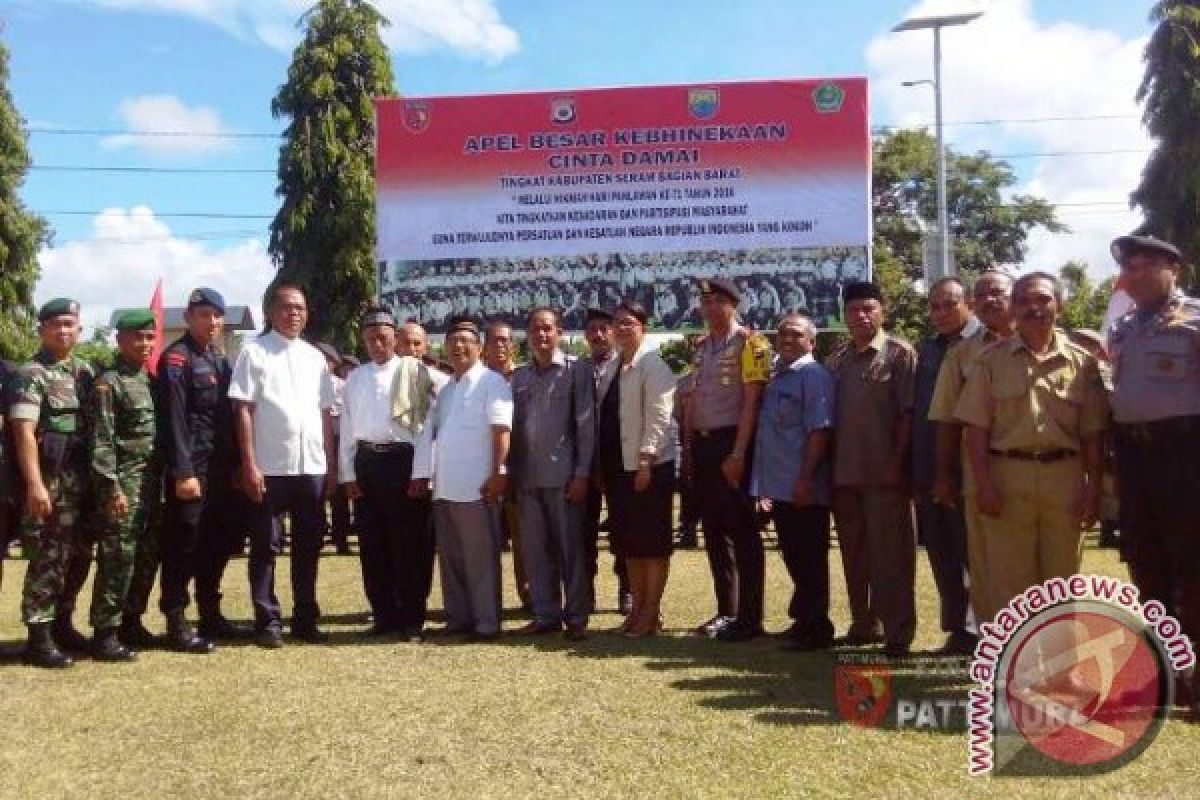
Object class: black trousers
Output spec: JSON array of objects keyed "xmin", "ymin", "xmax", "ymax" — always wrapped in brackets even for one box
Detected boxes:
[
  {"xmin": 914, "ymin": 491, "xmax": 969, "ymax": 633},
  {"xmin": 1116, "ymin": 417, "xmax": 1200, "ymax": 659},
  {"xmin": 693, "ymin": 426, "xmax": 764, "ymax": 625},
  {"xmin": 772, "ymin": 501, "xmax": 834, "ymax": 641},
  {"xmin": 249, "ymin": 475, "xmax": 325, "ymax": 631},
  {"xmin": 584, "ymin": 484, "xmax": 629, "ymax": 607},
  {"xmin": 355, "ymin": 444, "xmax": 433, "ymax": 630},
  {"xmin": 159, "ymin": 469, "xmax": 237, "ymax": 618}
]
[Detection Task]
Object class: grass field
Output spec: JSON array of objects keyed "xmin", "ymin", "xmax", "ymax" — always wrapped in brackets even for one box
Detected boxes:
[{"xmin": 0, "ymin": 541, "xmax": 1196, "ymax": 799}]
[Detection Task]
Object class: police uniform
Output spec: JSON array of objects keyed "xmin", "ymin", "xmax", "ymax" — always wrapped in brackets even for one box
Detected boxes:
[
  {"xmin": 1108, "ymin": 234, "xmax": 1200, "ymax": 697},
  {"xmin": 87, "ymin": 309, "xmax": 159, "ymax": 661},
  {"xmin": 955, "ymin": 330, "xmax": 1108, "ymax": 620},
  {"xmin": 157, "ymin": 287, "xmax": 238, "ymax": 652},
  {"xmin": 9, "ymin": 298, "xmax": 94, "ymax": 667},
  {"xmin": 686, "ymin": 278, "xmax": 771, "ymax": 639}
]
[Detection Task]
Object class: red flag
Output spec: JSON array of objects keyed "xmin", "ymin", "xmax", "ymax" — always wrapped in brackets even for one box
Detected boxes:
[{"xmin": 147, "ymin": 279, "xmax": 165, "ymax": 375}]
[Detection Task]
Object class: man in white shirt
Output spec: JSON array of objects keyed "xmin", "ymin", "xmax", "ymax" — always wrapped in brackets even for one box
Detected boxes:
[
  {"xmin": 230, "ymin": 284, "xmax": 336, "ymax": 648},
  {"xmin": 413, "ymin": 317, "xmax": 513, "ymax": 640},
  {"xmin": 339, "ymin": 307, "xmax": 438, "ymax": 641}
]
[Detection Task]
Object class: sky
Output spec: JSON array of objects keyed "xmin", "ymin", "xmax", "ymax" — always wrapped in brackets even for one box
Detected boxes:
[{"xmin": 2, "ymin": 0, "xmax": 1158, "ymax": 331}]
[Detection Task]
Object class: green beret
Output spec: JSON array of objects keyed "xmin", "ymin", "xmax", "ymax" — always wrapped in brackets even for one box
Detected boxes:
[
  {"xmin": 116, "ymin": 309, "xmax": 156, "ymax": 331},
  {"xmin": 38, "ymin": 297, "xmax": 80, "ymax": 322}
]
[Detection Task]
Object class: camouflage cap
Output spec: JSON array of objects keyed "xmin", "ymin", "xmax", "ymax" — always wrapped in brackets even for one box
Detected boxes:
[
  {"xmin": 115, "ymin": 308, "xmax": 156, "ymax": 331},
  {"xmin": 38, "ymin": 297, "xmax": 80, "ymax": 321}
]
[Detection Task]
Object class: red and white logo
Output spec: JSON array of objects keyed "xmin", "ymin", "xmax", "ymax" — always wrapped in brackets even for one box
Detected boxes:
[
  {"xmin": 402, "ymin": 100, "xmax": 431, "ymax": 133},
  {"xmin": 834, "ymin": 663, "xmax": 893, "ymax": 728}
]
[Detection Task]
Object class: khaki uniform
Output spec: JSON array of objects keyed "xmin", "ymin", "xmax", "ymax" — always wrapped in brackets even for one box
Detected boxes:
[
  {"xmin": 928, "ymin": 328, "xmax": 1009, "ymax": 622},
  {"xmin": 827, "ymin": 329, "xmax": 917, "ymax": 646},
  {"xmin": 954, "ymin": 330, "xmax": 1108, "ymax": 619}
]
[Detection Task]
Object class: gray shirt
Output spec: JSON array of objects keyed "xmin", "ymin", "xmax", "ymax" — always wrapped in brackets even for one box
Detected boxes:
[
  {"xmin": 1110, "ymin": 290, "xmax": 1200, "ymax": 423},
  {"xmin": 509, "ymin": 350, "xmax": 595, "ymax": 489}
]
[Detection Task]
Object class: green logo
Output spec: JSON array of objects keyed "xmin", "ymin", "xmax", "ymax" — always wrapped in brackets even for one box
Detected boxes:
[{"xmin": 813, "ymin": 82, "xmax": 845, "ymax": 113}]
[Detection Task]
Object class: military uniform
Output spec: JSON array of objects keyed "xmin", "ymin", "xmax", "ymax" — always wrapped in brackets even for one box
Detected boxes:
[
  {"xmin": 1109, "ymin": 286, "xmax": 1200, "ymax": 687},
  {"xmin": 87, "ymin": 314, "xmax": 159, "ymax": 659},
  {"xmin": 686, "ymin": 279, "xmax": 771, "ymax": 639},
  {"xmin": 954, "ymin": 330, "xmax": 1108, "ymax": 620},
  {"xmin": 0, "ymin": 359, "xmax": 18, "ymax": 592}
]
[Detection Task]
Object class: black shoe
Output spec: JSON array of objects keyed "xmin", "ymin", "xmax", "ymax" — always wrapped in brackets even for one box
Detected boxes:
[
  {"xmin": 397, "ymin": 626, "xmax": 425, "ymax": 643},
  {"xmin": 465, "ymin": 630, "xmax": 499, "ymax": 643},
  {"xmin": 563, "ymin": 624, "xmax": 588, "ymax": 642},
  {"xmin": 716, "ymin": 621, "xmax": 765, "ymax": 643},
  {"xmin": 515, "ymin": 621, "xmax": 562, "ymax": 635},
  {"xmin": 198, "ymin": 614, "xmax": 251, "ymax": 641},
  {"xmin": 24, "ymin": 623, "xmax": 73, "ymax": 669},
  {"xmin": 366, "ymin": 622, "xmax": 398, "ymax": 637},
  {"xmin": 53, "ymin": 618, "xmax": 91, "ymax": 653},
  {"xmin": 937, "ymin": 630, "xmax": 979, "ymax": 657},
  {"xmin": 883, "ymin": 642, "xmax": 911, "ymax": 659},
  {"xmin": 166, "ymin": 614, "xmax": 216, "ymax": 655},
  {"xmin": 837, "ymin": 630, "xmax": 884, "ymax": 647},
  {"xmin": 694, "ymin": 615, "xmax": 735, "ymax": 637},
  {"xmin": 92, "ymin": 628, "xmax": 138, "ymax": 663},
  {"xmin": 290, "ymin": 625, "xmax": 329, "ymax": 644},
  {"xmin": 782, "ymin": 633, "xmax": 835, "ymax": 652},
  {"xmin": 256, "ymin": 628, "xmax": 285, "ymax": 649},
  {"xmin": 119, "ymin": 617, "xmax": 158, "ymax": 649},
  {"xmin": 430, "ymin": 625, "xmax": 473, "ymax": 637}
]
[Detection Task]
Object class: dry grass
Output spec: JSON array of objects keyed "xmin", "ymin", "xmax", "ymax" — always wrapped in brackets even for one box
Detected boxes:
[{"xmin": 0, "ymin": 542, "xmax": 1196, "ymax": 799}]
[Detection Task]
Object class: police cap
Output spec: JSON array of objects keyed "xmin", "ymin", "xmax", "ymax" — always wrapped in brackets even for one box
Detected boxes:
[
  {"xmin": 699, "ymin": 277, "xmax": 740, "ymax": 303},
  {"xmin": 187, "ymin": 287, "xmax": 227, "ymax": 314}
]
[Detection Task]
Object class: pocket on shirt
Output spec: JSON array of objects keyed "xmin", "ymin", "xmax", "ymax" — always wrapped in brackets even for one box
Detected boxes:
[{"xmin": 1146, "ymin": 339, "xmax": 1192, "ymax": 381}]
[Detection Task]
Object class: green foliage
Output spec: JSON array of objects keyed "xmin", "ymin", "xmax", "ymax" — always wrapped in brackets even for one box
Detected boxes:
[
  {"xmin": 0, "ymin": 37, "xmax": 50, "ymax": 361},
  {"xmin": 1058, "ymin": 261, "xmax": 1115, "ymax": 332},
  {"xmin": 873, "ymin": 244, "xmax": 928, "ymax": 344},
  {"xmin": 658, "ymin": 335, "xmax": 697, "ymax": 373},
  {"xmin": 1131, "ymin": 0, "xmax": 1200, "ymax": 288},
  {"xmin": 74, "ymin": 326, "xmax": 116, "ymax": 370},
  {"xmin": 269, "ymin": 0, "xmax": 397, "ymax": 352}
]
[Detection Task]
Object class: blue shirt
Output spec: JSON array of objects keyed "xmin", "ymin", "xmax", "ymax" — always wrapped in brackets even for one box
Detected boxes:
[{"xmin": 750, "ymin": 354, "xmax": 836, "ymax": 505}]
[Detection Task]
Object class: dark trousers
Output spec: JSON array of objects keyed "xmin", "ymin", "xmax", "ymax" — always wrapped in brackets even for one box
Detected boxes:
[
  {"xmin": 1116, "ymin": 417, "xmax": 1200, "ymax": 663},
  {"xmin": 693, "ymin": 427, "xmax": 764, "ymax": 625},
  {"xmin": 159, "ymin": 471, "xmax": 236, "ymax": 619},
  {"xmin": 249, "ymin": 474, "xmax": 324, "ymax": 631},
  {"xmin": 678, "ymin": 481, "xmax": 700, "ymax": 536},
  {"xmin": 584, "ymin": 484, "xmax": 629, "ymax": 608},
  {"xmin": 355, "ymin": 445, "xmax": 433, "ymax": 630},
  {"xmin": 772, "ymin": 501, "xmax": 834, "ymax": 641},
  {"xmin": 329, "ymin": 488, "xmax": 352, "ymax": 549},
  {"xmin": 914, "ymin": 491, "xmax": 969, "ymax": 633}
]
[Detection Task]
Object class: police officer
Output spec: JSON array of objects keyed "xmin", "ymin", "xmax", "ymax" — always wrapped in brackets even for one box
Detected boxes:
[
  {"xmin": 1107, "ymin": 234, "xmax": 1200, "ymax": 710},
  {"xmin": 9, "ymin": 298, "xmax": 93, "ymax": 668},
  {"xmin": 685, "ymin": 277, "xmax": 771, "ymax": 641},
  {"xmin": 87, "ymin": 309, "xmax": 158, "ymax": 662},
  {"xmin": 955, "ymin": 272, "xmax": 1108, "ymax": 620},
  {"xmin": 156, "ymin": 287, "xmax": 240, "ymax": 653}
]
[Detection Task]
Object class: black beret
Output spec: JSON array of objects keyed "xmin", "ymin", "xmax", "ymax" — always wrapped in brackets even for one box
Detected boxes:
[
  {"xmin": 1110, "ymin": 234, "xmax": 1183, "ymax": 265},
  {"xmin": 187, "ymin": 287, "xmax": 226, "ymax": 314},
  {"xmin": 842, "ymin": 281, "xmax": 884, "ymax": 305},
  {"xmin": 699, "ymin": 277, "xmax": 740, "ymax": 303}
]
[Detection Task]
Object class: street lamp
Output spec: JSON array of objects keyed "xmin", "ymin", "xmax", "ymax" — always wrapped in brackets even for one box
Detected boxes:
[{"xmin": 892, "ymin": 11, "xmax": 983, "ymax": 278}]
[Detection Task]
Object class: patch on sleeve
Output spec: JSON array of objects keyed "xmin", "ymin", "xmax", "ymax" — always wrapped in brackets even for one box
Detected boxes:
[{"xmin": 741, "ymin": 333, "xmax": 771, "ymax": 383}]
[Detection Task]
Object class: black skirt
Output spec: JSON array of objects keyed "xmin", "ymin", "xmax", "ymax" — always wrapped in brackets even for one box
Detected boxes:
[{"xmin": 606, "ymin": 460, "xmax": 676, "ymax": 558}]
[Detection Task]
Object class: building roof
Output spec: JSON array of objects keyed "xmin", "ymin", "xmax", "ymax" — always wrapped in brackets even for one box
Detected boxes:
[{"xmin": 108, "ymin": 305, "xmax": 257, "ymax": 331}]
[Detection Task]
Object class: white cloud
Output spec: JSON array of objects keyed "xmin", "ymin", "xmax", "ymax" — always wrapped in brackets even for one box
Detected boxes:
[
  {"xmin": 58, "ymin": 0, "xmax": 520, "ymax": 62},
  {"xmin": 101, "ymin": 94, "xmax": 236, "ymax": 156},
  {"xmin": 36, "ymin": 206, "xmax": 274, "ymax": 334},
  {"xmin": 867, "ymin": 0, "xmax": 1150, "ymax": 279}
]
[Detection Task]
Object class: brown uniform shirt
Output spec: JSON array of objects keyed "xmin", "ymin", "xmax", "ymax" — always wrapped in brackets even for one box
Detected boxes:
[
  {"xmin": 954, "ymin": 329, "xmax": 1108, "ymax": 451},
  {"xmin": 826, "ymin": 328, "xmax": 916, "ymax": 488},
  {"xmin": 928, "ymin": 329, "xmax": 1007, "ymax": 423}
]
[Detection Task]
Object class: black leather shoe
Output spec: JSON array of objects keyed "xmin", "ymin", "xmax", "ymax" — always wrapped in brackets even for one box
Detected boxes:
[
  {"xmin": 290, "ymin": 625, "xmax": 330, "ymax": 644},
  {"xmin": 24, "ymin": 623, "xmax": 73, "ymax": 669},
  {"xmin": 166, "ymin": 612, "xmax": 215, "ymax": 654},
  {"xmin": 694, "ymin": 615, "xmax": 734, "ymax": 637},
  {"xmin": 93, "ymin": 628, "xmax": 138, "ymax": 662},
  {"xmin": 397, "ymin": 626, "xmax": 425, "ymax": 643},
  {"xmin": 937, "ymin": 630, "xmax": 979, "ymax": 657},
  {"xmin": 837, "ymin": 630, "xmax": 884, "ymax": 647},
  {"xmin": 617, "ymin": 591, "xmax": 633, "ymax": 616},
  {"xmin": 119, "ymin": 617, "xmax": 158, "ymax": 649},
  {"xmin": 883, "ymin": 642, "xmax": 911, "ymax": 659},
  {"xmin": 465, "ymin": 630, "xmax": 499, "ymax": 643},
  {"xmin": 256, "ymin": 628, "xmax": 285, "ymax": 649},
  {"xmin": 563, "ymin": 624, "xmax": 588, "ymax": 642},
  {"xmin": 782, "ymin": 633, "xmax": 835, "ymax": 652},
  {"xmin": 515, "ymin": 621, "xmax": 562, "ymax": 635},
  {"xmin": 716, "ymin": 621, "xmax": 765, "ymax": 643},
  {"xmin": 53, "ymin": 618, "xmax": 91, "ymax": 652},
  {"xmin": 198, "ymin": 614, "xmax": 251, "ymax": 641}
]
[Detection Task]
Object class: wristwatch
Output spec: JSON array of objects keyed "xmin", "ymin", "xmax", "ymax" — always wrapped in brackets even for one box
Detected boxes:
[{"xmin": 495, "ymin": 465, "xmax": 508, "ymax": 476}]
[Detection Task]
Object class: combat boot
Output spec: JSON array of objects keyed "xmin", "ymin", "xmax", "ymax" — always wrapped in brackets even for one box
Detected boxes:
[
  {"xmin": 118, "ymin": 616, "xmax": 158, "ymax": 649},
  {"xmin": 24, "ymin": 623, "xmax": 74, "ymax": 669},
  {"xmin": 93, "ymin": 627, "xmax": 138, "ymax": 662},
  {"xmin": 53, "ymin": 615, "xmax": 91, "ymax": 653},
  {"xmin": 165, "ymin": 611, "xmax": 215, "ymax": 655}
]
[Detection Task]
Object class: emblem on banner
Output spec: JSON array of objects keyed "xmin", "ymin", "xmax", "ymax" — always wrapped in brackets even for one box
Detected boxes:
[
  {"xmin": 812, "ymin": 82, "xmax": 846, "ymax": 113},
  {"xmin": 688, "ymin": 87, "xmax": 719, "ymax": 120},
  {"xmin": 550, "ymin": 96, "xmax": 577, "ymax": 124},
  {"xmin": 402, "ymin": 100, "xmax": 431, "ymax": 132}
]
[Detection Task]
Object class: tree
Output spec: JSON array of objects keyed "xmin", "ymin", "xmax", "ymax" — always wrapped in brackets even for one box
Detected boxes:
[
  {"xmin": 75, "ymin": 325, "xmax": 116, "ymax": 370},
  {"xmin": 871, "ymin": 129, "xmax": 1064, "ymax": 340},
  {"xmin": 1131, "ymin": 0, "xmax": 1200, "ymax": 288},
  {"xmin": 1058, "ymin": 261, "xmax": 1114, "ymax": 332},
  {"xmin": 0, "ymin": 36, "xmax": 50, "ymax": 361},
  {"xmin": 269, "ymin": 0, "xmax": 397, "ymax": 352}
]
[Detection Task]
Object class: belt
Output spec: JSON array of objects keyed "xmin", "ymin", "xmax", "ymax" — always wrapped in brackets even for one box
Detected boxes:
[
  {"xmin": 693, "ymin": 426, "xmax": 737, "ymax": 439},
  {"xmin": 356, "ymin": 440, "xmax": 412, "ymax": 453},
  {"xmin": 989, "ymin": 448, "xmax": 1078, "ymax": 463}
]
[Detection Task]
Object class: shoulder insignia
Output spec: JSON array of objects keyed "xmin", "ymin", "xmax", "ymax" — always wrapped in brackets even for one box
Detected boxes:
[{"xmin": 166, "ymin": 353, "xmax": 188, "ymax": 368}]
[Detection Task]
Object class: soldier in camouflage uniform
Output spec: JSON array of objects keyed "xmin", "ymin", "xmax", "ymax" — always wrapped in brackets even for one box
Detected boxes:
[
  {"xmin": 8, "ymin": 298, "xmax": 94, "ymax": 668},
  {"xmin": 119, "ymin": 484, "xmax": 163, "ymax": 647},
  {"xmin": 87, "ymin": 310, "xmax": 159, "ymax": 662}
]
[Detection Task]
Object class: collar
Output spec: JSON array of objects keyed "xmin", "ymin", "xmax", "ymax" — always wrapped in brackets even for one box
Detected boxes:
[
  {"xmin": 532, "ymin": 350, "xmax": 567, "ymax": 371},
  {"xmin": 456, "ymin": 360, "xmax": 487, "ymax": 383},
  {"xmin": 953, "ymin": 315, "xmax": 983, "ymax": 342},
  {"xmin": 265, "ymin": 330, "xmax": 299, "ymax": 348},
  {"xmin": 620, "ymin": 339, "xmax": 657, "ymax": 369},
  {"xmin": 856, "ymin": 328, "xmax": 888, "ymax": 355},
  {"xmin": 116, "ymin": 357, "xmax": 145, "ymax": 376},
  {"xmin": 35, "ymin": 349, "xmax": 73, "ymax": 367},
  {"xmin": 779, "ymin": 353, "xmax": 815, "ymax": 373},
  {"xmin": 369, "ymin": 355, "xmax": 399, "ymax": 371},
  {"xmin": 1009, "ymin": 328, "xmax": 1069, "ymax": 358}
]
